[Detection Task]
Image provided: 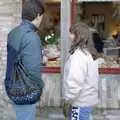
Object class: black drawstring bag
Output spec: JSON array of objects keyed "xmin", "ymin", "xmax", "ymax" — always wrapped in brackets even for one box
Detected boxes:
[{"xmin": 5, "ymin": 36, "xmax": 44, "ymax": 105}]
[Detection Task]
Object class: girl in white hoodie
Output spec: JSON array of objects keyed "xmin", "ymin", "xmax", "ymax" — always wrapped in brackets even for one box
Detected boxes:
[{"xmin": 63, "ymin": 22, "xmax": 99, "ymax": 120}]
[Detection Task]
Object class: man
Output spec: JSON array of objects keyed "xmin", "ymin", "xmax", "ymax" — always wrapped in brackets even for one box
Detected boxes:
[{"xmin": 5, "ymin": 0, "xmax": 45, "ymax": 120}]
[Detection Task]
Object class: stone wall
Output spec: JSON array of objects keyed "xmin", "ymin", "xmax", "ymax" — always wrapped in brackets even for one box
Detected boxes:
[{"xmin": 0, "ymin": 0, "xmax": 21, "ymax": 119}]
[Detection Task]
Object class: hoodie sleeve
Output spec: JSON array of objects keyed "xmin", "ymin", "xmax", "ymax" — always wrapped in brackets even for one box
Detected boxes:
[
  {"xmin": 63, "ymin": 53, "xmax": 86, "ymax": 103},
  {"xmin": 21, "ymin": 32, "xmax": 42, "ymax": 79}
]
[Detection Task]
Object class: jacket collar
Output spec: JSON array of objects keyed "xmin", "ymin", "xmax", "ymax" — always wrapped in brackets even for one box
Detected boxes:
[{"xmin": 21, "ymin": 19, "xmax": 38, "ymax": 31}]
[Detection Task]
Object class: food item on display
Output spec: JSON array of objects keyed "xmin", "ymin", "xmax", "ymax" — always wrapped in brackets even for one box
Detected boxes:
[
  {"xmin": 43, "ymin": 44, "xmax": 61, "ymax": 67},
  {"xmin": 99, "ymin": 56, "xmax": 120, "ymax": 68},
  {"xmin": 44, "ymin": 44, "xmax": 60, "ymax": 59},
  {"xmin": 47, "ymin": 60, "xmax": 60, "ymax": 67}
]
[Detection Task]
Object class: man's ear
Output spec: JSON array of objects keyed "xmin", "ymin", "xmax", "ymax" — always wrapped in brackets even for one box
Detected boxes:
[
  {"xmin": 37, "ymin": 14, "xmax": 43, "ymax": 20},
  {"xmin": 37, "ymin": 14, "xmax": 43, "ymax": 26}
]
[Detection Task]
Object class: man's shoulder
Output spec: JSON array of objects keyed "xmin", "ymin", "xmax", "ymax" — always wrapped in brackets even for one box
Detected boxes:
[
  {"xmin": 8, "ymin": 25, "xmax": 20, "ymax": 36},
  {"xmin": 8, "ymin": 23, "xmax": 34, "ymax": 36},
  {"xmin": 24, "ymin": 31, "xmax": 39, "ymax": 41}
]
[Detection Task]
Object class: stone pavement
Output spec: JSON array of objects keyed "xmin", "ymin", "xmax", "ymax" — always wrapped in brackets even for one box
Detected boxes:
[
  {"xmin": 36, "ymin": 107, "xmax": 120, "ymax": 120},
  {"xmin": 1, "ymin": 105, "xmax": 120, "ymax": 120},
  {"xmin": 36, "ymin": 107, "xmax": 64, "ymax": 120}
]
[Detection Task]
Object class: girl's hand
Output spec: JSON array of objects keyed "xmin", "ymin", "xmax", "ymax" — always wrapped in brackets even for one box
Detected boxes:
[{"xmin": 62, "ymin": 100, "xmax": 71, "ymax": 118}]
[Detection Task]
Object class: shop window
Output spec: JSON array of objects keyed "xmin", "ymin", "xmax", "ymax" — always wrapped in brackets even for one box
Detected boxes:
[{"xmin": 91, "ymin": 14, "xmax": 105, "ymax": 31}]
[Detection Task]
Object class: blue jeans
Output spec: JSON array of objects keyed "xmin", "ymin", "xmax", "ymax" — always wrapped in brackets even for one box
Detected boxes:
[
  {"xmin": 13, "ymin": 104, "xmax": 36, "ymax": 120},
  {"xmin": 69, "ymin": 106, "xmax": 93, "ymax": 120}
]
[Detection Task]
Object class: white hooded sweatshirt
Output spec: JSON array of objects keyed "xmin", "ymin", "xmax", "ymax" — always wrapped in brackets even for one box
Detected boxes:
[{"xmin": 63, "ymin": 49, "xmax": 99, "ymax": 107}]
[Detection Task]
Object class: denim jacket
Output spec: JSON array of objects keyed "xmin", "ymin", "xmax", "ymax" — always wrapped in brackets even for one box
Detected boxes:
[{"xmin": 5, "ymin": 20, "xmax": 44, "ymax": 89}]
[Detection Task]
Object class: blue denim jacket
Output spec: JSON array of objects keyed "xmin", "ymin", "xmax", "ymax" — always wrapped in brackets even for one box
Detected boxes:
[{"xmin": 5, "ymin": 20, "xmax": 44, "ymax": 89}]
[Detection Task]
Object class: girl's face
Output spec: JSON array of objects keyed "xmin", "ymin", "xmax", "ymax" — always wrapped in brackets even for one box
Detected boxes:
[{"xmin": 69, "ymin": 32, "xmax": 75, "ymax": 42}]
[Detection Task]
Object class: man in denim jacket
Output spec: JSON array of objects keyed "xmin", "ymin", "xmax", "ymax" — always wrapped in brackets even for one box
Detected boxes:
[{"xmin": 5, "ymin": 0, "xmax": 45, "ymax": 120}]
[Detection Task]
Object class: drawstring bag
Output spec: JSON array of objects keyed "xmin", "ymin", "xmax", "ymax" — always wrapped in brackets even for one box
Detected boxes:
[{"xmin": 5, "ymin": 35, "xmax": 44, "ymax": 105}]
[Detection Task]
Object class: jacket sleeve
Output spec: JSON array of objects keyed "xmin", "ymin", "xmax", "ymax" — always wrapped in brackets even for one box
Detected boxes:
[
  {"xmin": 21, "ymin": 32, "xmax": 42, "ymax": 78},
  {"xmin": 63, "ymin": 54, "xmax": 86, "ymax": 103}
]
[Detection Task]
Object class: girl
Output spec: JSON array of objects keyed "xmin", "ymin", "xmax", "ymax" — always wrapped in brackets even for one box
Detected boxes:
[{"xmin": 63, "ymin": 22, "xmax": 99, "ymax": 120}]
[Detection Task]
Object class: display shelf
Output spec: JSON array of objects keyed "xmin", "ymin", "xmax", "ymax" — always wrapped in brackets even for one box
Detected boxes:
[
  {"xmin": 99, "ymin": 68, "xmax": 120, "ymax": 74},
  {"xmin": 42, "ymin": 67, "xmax": 60, "ymax": 73},
  {"xmin": 42, "ymin": 67, "xmax": 120, "ymax": 74}
]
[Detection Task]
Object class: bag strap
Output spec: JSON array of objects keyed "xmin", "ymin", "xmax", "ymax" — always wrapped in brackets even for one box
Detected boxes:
[
  {"xmin": 17, "ymin": 32, "xmax": 28, "ymax": 56},
  {"xmin": 16, "ymin": 32, "xmax": 42, "ymax": 85}
]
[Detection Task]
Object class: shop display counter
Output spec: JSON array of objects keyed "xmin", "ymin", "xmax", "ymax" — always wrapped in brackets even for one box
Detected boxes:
[{"xmin": 40, "ymin": 67, "xmax": 120, "ymax": 108}]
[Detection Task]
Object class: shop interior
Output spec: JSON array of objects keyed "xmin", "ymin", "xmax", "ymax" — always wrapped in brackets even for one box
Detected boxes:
[{"xmin": 35, "ymin": 0, "xmax": 120, "ymax": 68}]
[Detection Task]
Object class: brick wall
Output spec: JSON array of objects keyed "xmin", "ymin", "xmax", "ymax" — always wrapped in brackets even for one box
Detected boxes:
[{"xmin": 0, "ymin": 0, "xmax": 21, "ymax": 119}]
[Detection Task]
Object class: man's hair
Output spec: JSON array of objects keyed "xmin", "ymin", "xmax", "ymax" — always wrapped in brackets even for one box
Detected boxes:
[{"xmin": 22, "ymin": 0, "xmax": 45, "ymax": 21}]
